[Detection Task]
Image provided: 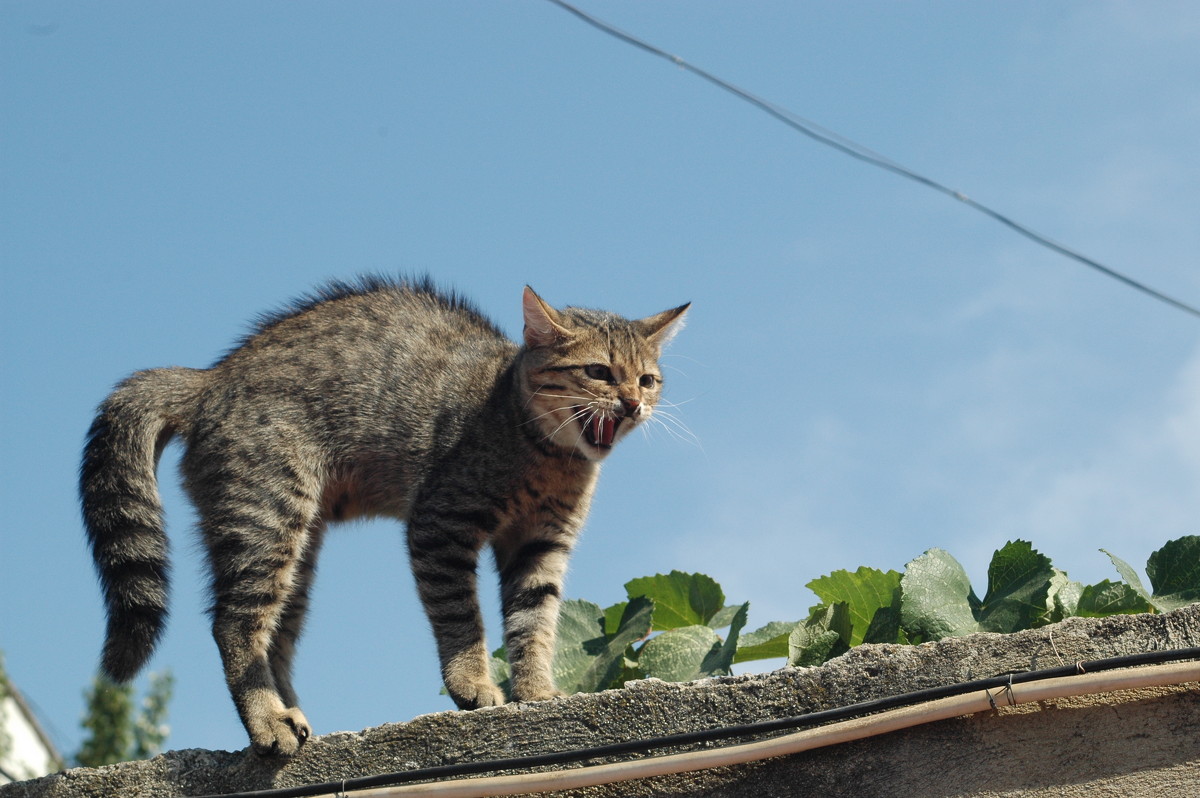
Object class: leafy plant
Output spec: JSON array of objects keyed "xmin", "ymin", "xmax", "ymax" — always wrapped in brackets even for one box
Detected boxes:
[
  {"xmin": 75, "ymin": 670, "xmax": 174, "ymax": 767},
  {"xmin": 900, "ymin": 540, "xmax": 1056, "ymax": 642},
  {"xmin": 482, "ymin": 536, "xmax": 1200, "ymax": 697},
  {"xmin": 1102, "ymin": 536, "xmax": 1200, "ymax": 613}
]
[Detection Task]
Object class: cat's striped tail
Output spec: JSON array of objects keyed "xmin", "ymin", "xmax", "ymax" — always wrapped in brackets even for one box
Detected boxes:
[{"xmin": 80, "ymin": 366, "xmax": 206, "ymax": 682}]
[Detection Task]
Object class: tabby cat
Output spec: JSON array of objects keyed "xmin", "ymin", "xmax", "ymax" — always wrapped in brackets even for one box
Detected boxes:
[{"xmin": 80, "ymin": 277, "xmax": 689, "ymax": 755}]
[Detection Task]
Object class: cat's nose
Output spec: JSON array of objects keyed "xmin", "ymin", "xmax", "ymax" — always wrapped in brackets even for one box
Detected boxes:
[{"xmin": 619, "ymin": 397, "xmax": 641, "ymax": 417}]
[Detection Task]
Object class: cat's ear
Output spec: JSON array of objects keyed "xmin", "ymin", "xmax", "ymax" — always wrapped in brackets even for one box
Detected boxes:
[
  {"xmin": 638, "ymin": 302, "xmax": 691, "ymax": 348},
  {"xmin": 522, "ymin": 286, "xmax": 570, "ymax": 347}
]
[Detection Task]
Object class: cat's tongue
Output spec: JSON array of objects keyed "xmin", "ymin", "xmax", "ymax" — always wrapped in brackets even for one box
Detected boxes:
[{"xmin": 590, "ymin": 415, "xmax": 618, "ymax": 448}]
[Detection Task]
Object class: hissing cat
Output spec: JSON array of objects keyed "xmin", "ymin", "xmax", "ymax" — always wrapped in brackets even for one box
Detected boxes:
[{"xmin": 80, "ymin": 277, "xmax": 689, "ymax": 756}]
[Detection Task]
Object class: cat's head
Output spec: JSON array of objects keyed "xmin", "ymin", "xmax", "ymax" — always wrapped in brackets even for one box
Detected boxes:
[{"xmin": 518, "ymin": 286, "xmax": 689, "ymax": 462}]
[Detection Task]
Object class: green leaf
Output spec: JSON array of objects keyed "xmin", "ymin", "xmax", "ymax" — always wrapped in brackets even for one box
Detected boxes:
[
  {"xmin": 603, "ymin": 601, "xmax": 628, "ymax": 637},
  {"xmin": 787, "ymin": 603, "xmax": 851, "ymax": 667},
  {"xmin": 612, "ymin": 597, "xmax": 655, "ymax": 641},
  {"xmin": 638, "ymin": 626, "xmax": 723, "ymax": 682},
  {"xmin": 1145, "ymin": 536, "xmax": 1200, "ymax": 611},
  {"xmin": 488, "ymin": 655, "xmax": 511, "ymax": 698},
  {"xmin": 625, "ymin": 571, "xmax": 726, "ymax": 630},
  {"xmin": 732, "ymin": 620, "xmax": 798, "ymax": 664},
  {"xmin": 708, "ymin": 604, "xmax": 746, "ymax": 630},
  {"xmin": 900, "ymin": 548, "xmax": 981, "ymax": 641},
  {"xmin": 807, "ymin": 567, "xmax": 903, "ymax": 646},
  {"xmin": 1076, "ymin": 580, "xmax": 1154, "ymax": 617},
  {"xmin": 1101, "ymin": 548, "xmax": 1157, "ymax": 610},
  {"xmin": 976, "ymin": 540, "xmax": 1055, "ymax": 633},
  {"xmin": 700, "ymin": 602, "xmax": 748, "ymax": 676},
  {"xmin": 1044, "ymin": 568, "xmax": 1083, "ymax": 624},
  {"xmin": 789, "ymin": 630, "xmax": 842, "ymax": 667},
  {"xmin": 862, "ymin": 590, "xmax": 904, "ymax": 644},
  {"xmin": 552, "ymin": 597, "xmax": 653, "ymax": 694},
  {"xmin": 608, "ymin": 657, "xmax": 645, "ymax": 691}
]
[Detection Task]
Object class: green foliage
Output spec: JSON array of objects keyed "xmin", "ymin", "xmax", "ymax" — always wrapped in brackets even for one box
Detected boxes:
[
  {"xmin": 809, "ymin": 566, "xmax": 904, "ymax": 646},
  {"xmin": 898, "ymin": 548, "xmax": 979, "ymax": 640},
  {"xmin": 133, "ymin": 671, "xmax": 174, "ymax": 761},
  {"xmin": 731, "ymin": 621, "xmax": 796, "ymax": 664},
  {"xmin": 75, "ymin": 676, "xmax": 134, "ymax": 768},
  {"xmin": 482, "ymin": 536, "xmax": 1200, "ymax": 698},
  {"xmin": 1146, "ymin": 537, "xmax": 1200, "ymax": 607},
  {"xmin": 1044, "ymin": 568, "xmax": 1084, "ymax": 623},
  {"xmin": 1075, "ymin": 580, "xmax": 1153, "ymax": 617},
  {"xmin": 788, "ymin": 603, "xmax": 850, "ymax": 667},
  {"xmin": 638, "ymin": 626, "xmax": 724, "ymax": 682},
  {"xmin": 553, "ymin": 598, "xmax": 653, "ymax": 694},
  {"xmin": 977, "ymin": 540, "xmax": 1056, "ymax": 632},
  {"xmin": 623, "ymin": 571, "xmax": 727, "ymax": 629},
  {"xmin": 75, "ymin": 670, "xmax": 173, "ymax": 767},
  {"xmin": 1103, "ymin": 536, "xmax": 1200, "ymax": 612},
  {"xmin": 900, "ymin": 540, "xmax": 1056, "ymax": 642}
]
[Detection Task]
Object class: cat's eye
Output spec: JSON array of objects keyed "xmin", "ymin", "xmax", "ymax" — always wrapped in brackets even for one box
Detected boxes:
[
  {"xmin": 584, "ymin": 364, "xmax": 614, "ymax": 383},
  {"xmin": 639, "ymin": 374, "xmax": 658, "ymax": 389}
]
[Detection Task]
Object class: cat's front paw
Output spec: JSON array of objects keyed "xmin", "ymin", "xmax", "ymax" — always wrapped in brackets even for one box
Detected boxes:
[
  {"xmin": 448, "ymin": 680, "xmax": 507, "ymax": 710},
  {"xmin": 249, "ymin": 707, "xmax": 311, "ymax": 757}
]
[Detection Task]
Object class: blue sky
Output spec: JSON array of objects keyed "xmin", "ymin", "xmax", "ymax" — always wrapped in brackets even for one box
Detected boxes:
[{"xmin": 3, "ymin": 1, "xmax": 1198, "ymax": 759}]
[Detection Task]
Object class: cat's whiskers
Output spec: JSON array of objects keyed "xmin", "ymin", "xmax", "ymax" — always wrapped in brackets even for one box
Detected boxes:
[
  {"xmin": 542, "ymin": 404, "xmax": 595, "ymax": 443},
  {"xmin": 520, "ymin": 393, "xmax": 602, "ymax": 431},
  {"xmin": 525, "ymin": 385, "xmax": 596, "ymax": 408},
  {"xmin": 641, "ymin": 408, "xmax": 702, "ymax": 450},
  {"xmin": 521, "ymin": 403, "xmax": 585, "ymax": 434},
  {"xmin": 532, "ymin": 391, "xmax": 599, "ymax": 403},
  {"xmin": 653, "ymin": 396, "xmax": 698, "ymax": 410},
  {"xmin": 661, "ymin": 352, "xmax": 707, "ymax": 371},
  {"xmin": 520, "ymin": 406, "xmax": 568, "ymax": 428}
]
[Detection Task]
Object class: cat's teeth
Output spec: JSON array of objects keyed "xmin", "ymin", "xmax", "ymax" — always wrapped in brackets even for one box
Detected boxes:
[
  {"xmin": 582, "ymin": 413, "xmax": 618, "ymax": 448},
  {"xmin": 596, "ymin": 415, "xmax": 617, "ymax": 447}
]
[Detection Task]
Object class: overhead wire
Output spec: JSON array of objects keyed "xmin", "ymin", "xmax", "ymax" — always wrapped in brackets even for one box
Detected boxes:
[{"xmin": 545, "ymin": 0, "xmax": 1200, "ymax": 321}]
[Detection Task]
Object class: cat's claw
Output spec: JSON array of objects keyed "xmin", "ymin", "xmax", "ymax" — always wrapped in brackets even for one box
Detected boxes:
[{"xmin": 250, "ymin": 708, "xmax": 312, "ymax": 757}]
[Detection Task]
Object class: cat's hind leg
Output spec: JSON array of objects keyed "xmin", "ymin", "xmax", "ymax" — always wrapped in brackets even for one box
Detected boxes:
[
  {"xmin": 268, "ymin": 523, "xmax": 326, "ymax": 712},
  {"xmin": 187, "ymin": 446, "xmax": 322, "ymax": 756}
]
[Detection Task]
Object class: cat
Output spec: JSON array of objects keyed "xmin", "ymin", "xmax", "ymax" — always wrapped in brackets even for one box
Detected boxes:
[{"xmin": 80, "ymin": 276, "xmax": 689, "ymax": 756}]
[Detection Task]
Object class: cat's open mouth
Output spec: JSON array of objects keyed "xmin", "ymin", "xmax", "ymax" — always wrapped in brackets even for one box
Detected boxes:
[{"xmin": 579, "ymin": 410, "xmax": 620, "ymax": 449}]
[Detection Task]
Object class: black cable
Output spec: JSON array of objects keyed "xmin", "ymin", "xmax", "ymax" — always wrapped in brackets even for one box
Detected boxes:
[
  {"xmin": 545, "ymin": 0, "xmax": 1200, "ymax": 321},
  {"xmin": 195, "ymin": 645, "xmax": 1200, "ymax": 798}
]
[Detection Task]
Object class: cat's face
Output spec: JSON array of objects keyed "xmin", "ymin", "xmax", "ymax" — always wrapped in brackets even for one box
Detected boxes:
[{"xmin": 520, "ymin": 287, "xmax": 689, "ymax": 462}]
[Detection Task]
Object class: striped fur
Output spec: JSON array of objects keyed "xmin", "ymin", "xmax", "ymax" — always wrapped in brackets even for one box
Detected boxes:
[{"xmin": 79, "ymin": 277, "xmax": 688, "ymax": 756}]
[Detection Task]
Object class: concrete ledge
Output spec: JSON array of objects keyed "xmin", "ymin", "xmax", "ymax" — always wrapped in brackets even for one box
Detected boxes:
[{"xmin": 5, "ymin": 605, "xmax": 1198, "ymax": 797}]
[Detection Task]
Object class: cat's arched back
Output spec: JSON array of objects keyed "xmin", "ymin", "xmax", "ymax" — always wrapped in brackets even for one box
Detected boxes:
[{"xmin": 80, "ymin": 277, "xmax": 688, "ymax": 755}]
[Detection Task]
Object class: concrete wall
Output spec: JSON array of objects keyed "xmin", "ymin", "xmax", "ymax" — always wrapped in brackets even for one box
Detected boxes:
[{"xmin": 3, "ymin": 605, "xmax": 1198, "ymax": 798}]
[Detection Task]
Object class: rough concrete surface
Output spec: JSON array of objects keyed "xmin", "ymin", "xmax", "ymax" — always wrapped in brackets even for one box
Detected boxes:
[{"xmin": 4, "ymin": 605, "xmax": 1198, "ymax": 798}]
